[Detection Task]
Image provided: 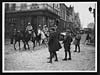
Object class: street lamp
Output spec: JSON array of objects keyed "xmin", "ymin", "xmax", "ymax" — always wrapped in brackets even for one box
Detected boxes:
[
  {"xmin": 88, "ymin": 6, "xmax": 95, "ymax": 44},
  {"xmin": 89, "ymin": 6, "xmax": 95, "ymax": 21}
]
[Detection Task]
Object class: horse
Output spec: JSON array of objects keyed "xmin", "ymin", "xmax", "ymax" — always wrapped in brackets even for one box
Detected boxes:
[
  {"xmin": 13, "ymin": 29, "xmax": 36, "ymax": 50},
  {"xmin": 36, "ymin": 29, "xmax": 48, "ymax": 46},
  {"xmin": 13, "ymin": 30, "xmax": 24, "ymax": 50},
  {"xmin": 35, "ymin": 29, "xmax": 41, "ymax": 46}
]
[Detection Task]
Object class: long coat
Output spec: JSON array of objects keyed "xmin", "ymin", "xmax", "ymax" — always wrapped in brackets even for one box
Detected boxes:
[
  {"xmin": 63, "ymin": 34, "xmax": 73, "ymax": 50},
  {"xmin": 73, "ymin": 34, "xmax": 81, "ymax": 45},
  {"xmin": 48, "ymin": 31, "xmax": 62, "ymax": 52}
]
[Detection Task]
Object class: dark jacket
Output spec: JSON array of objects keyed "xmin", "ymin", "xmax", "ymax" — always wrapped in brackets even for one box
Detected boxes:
[
  {"xmin": 48, "ymin": 31, "xmax": 62, "ymax": 52},
  {"xmin": 74, "ymin": 34, "xmax": 81, "ymax": 45},
  {"xmin": 63, "ymin": 34, "xmax": 73, "ymax": 46}
]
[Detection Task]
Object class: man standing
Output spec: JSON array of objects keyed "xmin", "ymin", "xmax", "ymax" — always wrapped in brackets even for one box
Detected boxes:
[
  {"xmin": 74, "ymin": 32, "xmax": 81, "ymax": 53},
  {"xmin": 48, "ymin": 28, "xmax": 62, "ymax": 63},
  {"xmin": 62, "ymin": 31, "xmax": 73, "ymax": 61},
  {"xmin": 10, "ymin": 28, "xmax": 17, "ymax": 44}
]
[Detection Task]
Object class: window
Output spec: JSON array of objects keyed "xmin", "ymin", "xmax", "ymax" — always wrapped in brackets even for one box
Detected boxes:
[{"xmin": 20, "ymin": 3, "xmax": 27, "ymax": 10}]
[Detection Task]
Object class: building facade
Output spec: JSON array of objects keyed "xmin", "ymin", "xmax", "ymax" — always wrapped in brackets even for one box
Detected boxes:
[
  {"xmin": 59, "ymin": 3, "xmax": 67, "ymax": 32},
  {"xmin": 5, "ymin": 3, "xmax": 81, "ymax": 38},
  {"xmin": 5, "ymin": 3, "xmax": 60, "ymax": 38}
]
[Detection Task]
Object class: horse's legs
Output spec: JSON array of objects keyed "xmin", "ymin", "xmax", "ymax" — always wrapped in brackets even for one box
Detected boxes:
[
  {"xmin": 18, "ymin": 40, "xmax": 21, "ymax": 50},
  {"xmin": 32, "ymin": 40, "xmax": 35, "ymax": 49},
  {"xmin": 23, "ymin": 41, "xmax": 26, "ymax": 50},
  {"xmin": 26, "ymin": 42, "xmax": 30, "ymax": 50},
  {"xmin": 31, "ymin": 37, "xmax": 35, "ymax": 49},
  {"xmin": 14, "ymin": 40, "xmax": 17, "ymax": 50},
  {"xmin": 39, "ymin": 40, "xmax": 41, "ymax": 46}
]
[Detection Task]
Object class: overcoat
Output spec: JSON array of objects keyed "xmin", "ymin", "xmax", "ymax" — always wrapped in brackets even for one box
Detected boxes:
[
  {"xmin": 73, "ymin": 34, "xmax": 81, "ymax": 45},
  {"xmin": 48, "ymin": 31, "xmax": 62, "ymax": 52},
  {"xmin": 63, "ymin": 34, "xmax": 73, "ymax": 50}
]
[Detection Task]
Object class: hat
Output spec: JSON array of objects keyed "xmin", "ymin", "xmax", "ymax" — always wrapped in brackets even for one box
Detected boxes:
[
  {"xmin": 39, "ymin": 25, "xmax": 41, "ymax": 27},
  {"xmin": 28, "ymin": 22, "xmax": 31, "ymax": 25}
]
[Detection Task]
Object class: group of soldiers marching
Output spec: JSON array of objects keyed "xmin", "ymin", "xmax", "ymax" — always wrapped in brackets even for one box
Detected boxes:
[{"xmin": 10, "ymin": 22, "xmax": 81, "ymax": 64}]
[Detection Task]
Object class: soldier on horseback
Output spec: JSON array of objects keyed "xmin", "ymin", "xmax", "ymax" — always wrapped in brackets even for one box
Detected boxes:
[
  {"xmin": 26, "ymin": 22, "xmax": 33, "ymax": 33},
  {"xmin": 26, "ymin": 22, "xmax": 33, "ymax": 40}
]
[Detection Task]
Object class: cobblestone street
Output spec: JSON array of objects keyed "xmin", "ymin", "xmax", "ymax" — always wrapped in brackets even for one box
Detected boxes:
[{"xmin": 3, "ymin": 34, "xmax": 96, "ymax": 72}]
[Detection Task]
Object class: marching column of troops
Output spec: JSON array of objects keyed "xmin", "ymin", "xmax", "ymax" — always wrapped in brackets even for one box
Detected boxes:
[{"xmin": 10, "ymin": 22, "xmax": 81, "ymax": 64}]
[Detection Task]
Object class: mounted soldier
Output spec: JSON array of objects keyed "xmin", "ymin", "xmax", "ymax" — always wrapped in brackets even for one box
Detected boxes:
[
  {"xmin": 26, "ymin": 22, "xmax": 33, "ymax": 33},
  {"xmin": 26, "ymin": 22, "xmax": 33, "ymax": 40}
]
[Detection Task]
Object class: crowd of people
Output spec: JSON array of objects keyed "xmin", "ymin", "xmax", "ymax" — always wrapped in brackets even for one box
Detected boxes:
[{"xmin": 10, "ymin": 22, "xmax": 82, "ymax": 64}]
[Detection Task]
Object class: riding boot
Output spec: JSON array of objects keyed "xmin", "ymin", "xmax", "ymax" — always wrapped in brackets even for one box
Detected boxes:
[
  {"xmin": 54, "ymin": 52, "xmax": 58, "ymax": 61},
  {"xmin": 74, "ymin": 45, "xmax": 77, "ymax": 52},
  {"xmin": 68, "ymin": 50, "xmax": 71, "ymax": 60},
  {"xmin": 47, "ymin": 52, "xmax": 53, "ymax": 63},
  {"xmin": 62, "ymin": 51, "xmax": 67, "ymax": 61},
  {"xmin": 78, "ymin": 44, "xmax": 80, "ymax": 53}
]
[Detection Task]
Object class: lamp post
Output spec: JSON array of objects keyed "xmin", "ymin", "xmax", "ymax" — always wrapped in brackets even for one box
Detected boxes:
[
  {"xmin": 89, "ymin": 7, "xmax": 95, "ymax": 25},
  {"xmin": 89, "ymin": 6, "xmax": 95, "ymax": 44}
]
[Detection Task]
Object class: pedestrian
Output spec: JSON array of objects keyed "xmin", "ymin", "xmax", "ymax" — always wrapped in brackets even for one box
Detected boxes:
[
  {"xmin": 73, "ymin": 32, "xmax": 81, "ymax": 53},
  {"xmin": 10, "ymin": 28, "xmax": 17, "ymax": 44},
  {"xmin": 85, "ymin": 33, "xmax": 91, "ymax": 44},
  {"xmin": 47, "ymin": 28, "xmax": 62, "ymax": 63},
  {"xmin": 62, "ymin": 31, "xmax": 73, "ymax": 61}
]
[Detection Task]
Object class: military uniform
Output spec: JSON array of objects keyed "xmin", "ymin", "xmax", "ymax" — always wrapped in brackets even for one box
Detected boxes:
[
  {"xmin": 10, "ymin": 29, "xmax": 17, "ymax": 44},
  {"xmin": 48, "ymin": 28, "xmax": 62, "ymax": 63},
  {"xmin": 62, "ymin": 32, "xmax": 73, "ymax": 60},
  {"xmin": 26, "ymin": 24, "xmax": 33, "ymax": 34},
  {"xmin": 26, "ymin": 23, "xmax": 33, "ymax": 40},
  {"xmin": 74, "ymin": 33, "xmax": 81, "ymax": 52}
]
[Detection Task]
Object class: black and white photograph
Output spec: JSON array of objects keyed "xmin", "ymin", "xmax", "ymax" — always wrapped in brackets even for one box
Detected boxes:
[{"xmin": 2, "ymin": 2, "xmax": 97, "ymax": 72}]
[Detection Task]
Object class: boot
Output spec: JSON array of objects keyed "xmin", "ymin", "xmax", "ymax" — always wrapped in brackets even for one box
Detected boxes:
[
  {"xmin": 68, "ymin": 58, "xmax": 71, "ymax": 60},
  {"xmin": 54, "ymin": 59, "xmax": 58, "ymax": 62},
  {"xmin": 62, "ymin": 58, "xmax": 67, "ymax": 61},
  {"xmin": 74, "ymin": 50, "xmax": 77, "ymax": 52},
  {"xmin": 47, "ymin": 60, "xmax": 52, "ymax": 63}
]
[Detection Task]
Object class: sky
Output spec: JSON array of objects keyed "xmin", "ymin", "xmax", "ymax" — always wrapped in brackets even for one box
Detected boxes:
[{"xmin": 65, "ymin": 2, "xmax": 97, "ymax": 28}]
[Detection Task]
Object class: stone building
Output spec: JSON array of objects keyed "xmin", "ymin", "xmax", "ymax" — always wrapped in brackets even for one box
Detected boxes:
[
  {"xmin": 5, "ymin": 2, "xmax": 81, "ymax": 38},
  {"xmin": 5, "ymin": 3, "xmax": 60, "ymax": 38}
]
